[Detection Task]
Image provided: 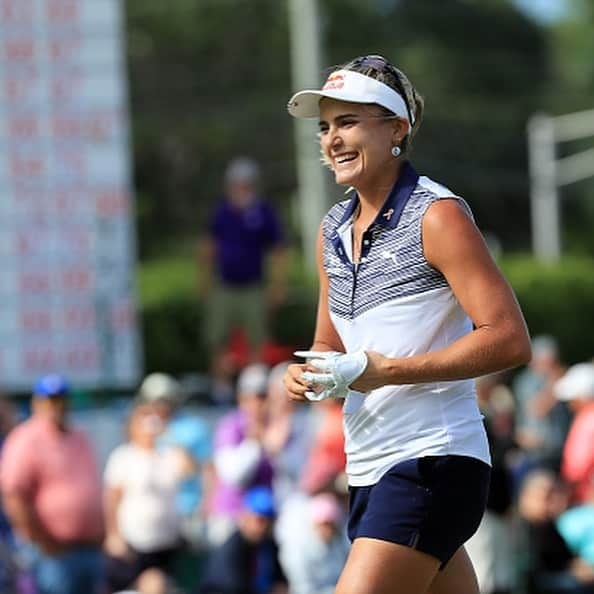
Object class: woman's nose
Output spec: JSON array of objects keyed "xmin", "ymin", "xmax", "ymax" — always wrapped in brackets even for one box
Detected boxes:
[{"xmin": 325, "ymin": 127, "xmax": 342, "ymax": 150}]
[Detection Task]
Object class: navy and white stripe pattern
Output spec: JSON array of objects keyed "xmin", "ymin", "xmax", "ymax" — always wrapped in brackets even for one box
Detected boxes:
[{"xmin": 323, "ymin": 163, "xmax": 471, "ymax": 321}]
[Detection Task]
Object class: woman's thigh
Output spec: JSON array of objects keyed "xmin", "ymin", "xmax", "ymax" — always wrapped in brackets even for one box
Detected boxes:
[
  {"xmin": 334, "ymin": 537, "xmax": 441, "ymax": 594},
  {"xmin": 427, "ymin": 547, "xmax": 479, "ymax": 594}
]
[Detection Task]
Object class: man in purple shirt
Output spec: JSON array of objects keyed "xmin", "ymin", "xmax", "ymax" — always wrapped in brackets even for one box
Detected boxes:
[{"xmin": 199, "ymin": 156, "xmax": 287, "ymax": 403}]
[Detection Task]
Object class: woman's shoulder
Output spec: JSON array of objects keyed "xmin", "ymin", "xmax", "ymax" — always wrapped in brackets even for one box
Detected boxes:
[
  {"xmin": 415, "ymin": 175, "xmax": 459, "ymax": 200},
  {"xmin": 409, "ymin": 174, "xmax": 473, "ymax": 221}
]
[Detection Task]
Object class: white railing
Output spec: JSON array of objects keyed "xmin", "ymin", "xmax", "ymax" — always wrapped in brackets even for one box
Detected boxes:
[{"xmin": 528, "ymin": 108, "xmax": 594, "ymax": 262}]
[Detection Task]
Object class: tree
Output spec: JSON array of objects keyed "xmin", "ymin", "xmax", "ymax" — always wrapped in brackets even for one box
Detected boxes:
[
  {"xmin": 322, "ymin": 0, "xmax": 550, "ymax": 249},
  {"xmin": 548, "ymin": 0, "xmax": 594, "ymax": 255},
  {"xmin": 125, "ymin": 0, "xmax": 294, "ymax": 257},
  {"xmin": 125, "ymin": 0, "xmax": 552, "ymax": 256}
]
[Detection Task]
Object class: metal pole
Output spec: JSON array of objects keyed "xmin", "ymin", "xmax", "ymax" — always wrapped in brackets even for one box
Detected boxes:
[
  {"xmin": 287, "ymin": 0, "xmax": 328, "ymax": 272},
  {"xmin": 527, "ymin": 114, "xmax": 561, "ymax": 263}
]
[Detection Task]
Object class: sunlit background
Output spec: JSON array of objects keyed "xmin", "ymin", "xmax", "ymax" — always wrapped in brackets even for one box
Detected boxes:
[{"xmin": 1, "ymin": 2, "xmax": 594, "ymax": 594}]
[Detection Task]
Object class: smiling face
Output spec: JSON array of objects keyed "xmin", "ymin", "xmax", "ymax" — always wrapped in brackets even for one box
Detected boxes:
[{"xmin": 318, "ymin": 98, "xmax": 407, "ymax": 194}]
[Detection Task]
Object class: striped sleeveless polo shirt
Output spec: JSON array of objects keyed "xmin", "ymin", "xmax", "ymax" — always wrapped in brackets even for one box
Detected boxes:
[{"xmin": 322, "ymin": 162, "xmax": 490, "ymax": 486}]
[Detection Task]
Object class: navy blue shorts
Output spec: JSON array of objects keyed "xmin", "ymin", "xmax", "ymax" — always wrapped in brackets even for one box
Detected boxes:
[{"xmin": 347, "ymin": 455, "xmax": 491, "ymax": 567}]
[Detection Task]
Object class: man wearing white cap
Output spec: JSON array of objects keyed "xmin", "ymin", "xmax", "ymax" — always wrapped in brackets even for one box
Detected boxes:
[
  {"xmin": 555, "ymin": 363, "xmax": 594, "ymax": 503},
  {"xmin": 138, "ymin": 373, "xmax": 212, "ymax": 539}
]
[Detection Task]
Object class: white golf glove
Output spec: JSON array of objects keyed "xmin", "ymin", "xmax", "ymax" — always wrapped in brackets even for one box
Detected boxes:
[{"xmin": 295, "ymin": 350, "xmax": 368, "ymax": 401}]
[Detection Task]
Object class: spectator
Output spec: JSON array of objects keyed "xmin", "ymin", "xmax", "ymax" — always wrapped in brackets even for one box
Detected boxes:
[
  {"xmin": 466, "ymin": 374, "xmax": 516, "ymax": 594},
  {"xmin": 0, "ymin": 397, "xmax": 17, "ymax": 542},
  {"xmin": 262, "ymin": 361, "xmax": 316, "ymax": 505},
  {"xmin": 556, "ymin": 471, "xmax": 594, "ymax": 590},
  {"xmin": 516, "ymin": 469, "xmax": 585, "ymax": 594},
  {"xmin": 513, "ymin": 335, "xmax": 570, "ymax": 472},
  {"xmin": 138, "ymin": 372, "xmax": 213, "ymax": 540},
  {"xmin": 299, "ymin": 399, "xmax": 346, "ymax": 496},
  {"xmin": 207, "ymin": 364, "xmax": 274, "ymax": 546},
  {"xmin": 278, "ymin": 492, "xmax": 349, "ymax": 594},
  {"xmin": 137, "ymin": 372, "xmax": 214, "ymax": 593},
  {"xmin": 476, "ymin": 372, "xmax": 516, "ymax": 460},
  {"xmin": 199, "ymin": 486, "xmax": 287, "ymax": 594},
  {"xmin": 198, "ymin": 156, "xmax": 287, "ymax": 403},
  {"xmin": 0, "ymin": 374, "xmax": 104, "ymax": 594},
  {"xmin": 103, "ymin": 398, "xmax": 194, "ymax": 594},
  {"xmin": 555, "ymin": 363, "xmax": 594, "ymax": 504},
  {"xmin": 0, "ymin": 397, "xmax": 19, "ymax": 593}
]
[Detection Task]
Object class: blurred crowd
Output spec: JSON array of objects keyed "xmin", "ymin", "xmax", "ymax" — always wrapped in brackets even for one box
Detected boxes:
[
  {"xmin": 0, "ymin": 335, "xmax": 593, "ymax": 594},
  {"xmin": 0, "ymin": 362, "xmax": 349, "ymax": 594}
]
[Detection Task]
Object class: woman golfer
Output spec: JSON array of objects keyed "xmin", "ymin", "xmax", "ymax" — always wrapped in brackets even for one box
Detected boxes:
[{"xmin": 283, "ymin": 54, "xmax": 531, "ymax": 594}]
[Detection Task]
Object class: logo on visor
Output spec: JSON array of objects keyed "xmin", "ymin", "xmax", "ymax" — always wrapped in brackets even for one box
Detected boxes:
[{"xmin": 323, "ymin": 73, "xmax": 345, "ymax": 91}]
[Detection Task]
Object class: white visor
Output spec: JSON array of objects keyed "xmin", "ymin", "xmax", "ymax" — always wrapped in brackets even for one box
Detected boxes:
[{"xmin": 287, "ymin": 69, "xmax": 414, "ymax": 125}]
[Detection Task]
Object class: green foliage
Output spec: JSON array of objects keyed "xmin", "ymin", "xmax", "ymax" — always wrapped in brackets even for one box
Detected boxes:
[
  {"xmin": 127, "ymin": 0, "xmax": 594, "ymax": 370},
  {"xmin": 138, "ymin": 253, "xmax": 594, "ymax": 373},
  {"xmin": 318, "ymin": 0, "xmax": 550, "ymax": 248},
  {"xmin": 549, "ymin": 0, "xmax": 594, "ymax": 112},
  {"xmin": 138, "ymin": 251, "xmax": 317, "ymax": 373},
  {"xmin": 142, "ymin": 298, "xmax": 203, "ymax": 374},
  {"xmin": 138, "ymin": 256, "xmax": 203, "ymax": 373},
  {"xmin": 500, "ymin": 255, "xmax": 594, "ymax": 363},
  {"xmin": 125, "ymin": 0, "xmax": 293, "ymax": 258},
  {"xmin": 138, "ymin": 256, "xmax": 196, "ymax": 307},
  {"xmin": 125, "ymin": 0, "xmax": 559, "ymax": 257},
  {"xmin": 548, "ymin": 0, "xmax": 594, "ymax": 257}
]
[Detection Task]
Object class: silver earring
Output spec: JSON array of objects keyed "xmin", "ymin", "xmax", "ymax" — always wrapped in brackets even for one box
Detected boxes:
[{"xmin": 391, "ymin": 146, "xmax": 401, "ymax": 158}]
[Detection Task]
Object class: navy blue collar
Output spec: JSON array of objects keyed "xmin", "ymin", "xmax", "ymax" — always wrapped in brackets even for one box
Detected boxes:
[{"xmin": 337, "ymin": 161, "xmax": 420, "ymax": 230}]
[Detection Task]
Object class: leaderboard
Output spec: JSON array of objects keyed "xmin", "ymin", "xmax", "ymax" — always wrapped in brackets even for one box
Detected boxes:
[{"xmin": 0, "ymin": 0, "xmax": 142, "ymax": 390}]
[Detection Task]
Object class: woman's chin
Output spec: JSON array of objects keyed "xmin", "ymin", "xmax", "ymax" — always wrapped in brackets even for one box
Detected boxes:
[{"xmin": 334, "ymin": 171, "xmax": 356, "ymax": 187}]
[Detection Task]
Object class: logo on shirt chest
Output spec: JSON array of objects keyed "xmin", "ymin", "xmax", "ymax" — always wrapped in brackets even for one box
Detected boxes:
[{"xmin": 381, "ymin": 249, "xmax": 398, "ymax": 266}]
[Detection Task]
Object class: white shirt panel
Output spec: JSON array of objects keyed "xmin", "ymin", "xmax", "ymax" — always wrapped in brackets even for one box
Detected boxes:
[
  {"xmin": 323, "ymin": 171, "xmax": 491, "ymax": 486},
  {"xmin": 331, "ymin": 287, "xmax": 490, "ymax": 486}
]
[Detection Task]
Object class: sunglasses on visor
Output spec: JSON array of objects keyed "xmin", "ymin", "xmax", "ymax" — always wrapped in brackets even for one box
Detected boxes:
[{"xmin": 350, "ymin": 55, "xmax": 414, "ymax": 125}]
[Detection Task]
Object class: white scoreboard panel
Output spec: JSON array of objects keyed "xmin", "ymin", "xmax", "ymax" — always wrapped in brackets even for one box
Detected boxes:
[{"xmin": 0, "ymin": 0, "xmax": 142, "ymax": 391}]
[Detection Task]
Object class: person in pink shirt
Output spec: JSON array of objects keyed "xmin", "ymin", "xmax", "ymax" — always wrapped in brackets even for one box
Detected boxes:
[
  {"xmin": 0, "ymin": 374, "xmax": 104, "ymax": 594},
  {"xmin": 555, "ymin": 363, "xmax": 594, "ymax": 504}
]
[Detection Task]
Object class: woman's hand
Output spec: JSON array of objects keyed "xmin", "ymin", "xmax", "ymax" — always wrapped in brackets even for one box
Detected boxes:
[
  {"xmin": 286, "ymin": 350, "xmax": 391, "ymax": 400},
  {"xmin": 283, "ymin": 363, "xmax": 312, "ymax": 402}
]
